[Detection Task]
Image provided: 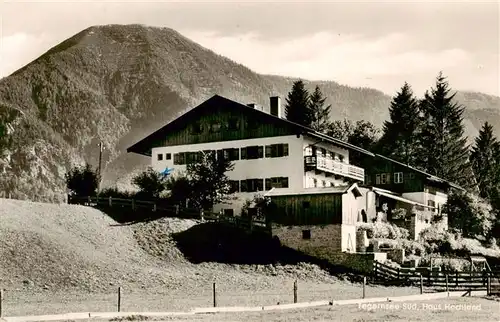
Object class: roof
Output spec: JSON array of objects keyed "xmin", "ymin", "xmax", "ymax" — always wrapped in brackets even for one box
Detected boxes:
[
  {"xmin": 374, "ymin": 154, "xmax": 465, "ymax": 191},
  {"xmin": 265, "ymin": 183, "xmax": 362, "ymax": 197},
  {"xmin": 372, "ymin": 187, "xmax": 435, "ymax": 209},
  {"xmin": 127, "ymin": 95, "xmax": 375, "ymax": 157}
]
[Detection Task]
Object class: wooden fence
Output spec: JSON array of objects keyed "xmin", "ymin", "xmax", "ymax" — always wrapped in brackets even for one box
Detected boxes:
[
  {"xmin": 373, "ymin": 260, "xmax": 500, "ymax": 295},
  {"xmin": 68, "ymin": 195, "xmax": 268, "ymax": 232}
]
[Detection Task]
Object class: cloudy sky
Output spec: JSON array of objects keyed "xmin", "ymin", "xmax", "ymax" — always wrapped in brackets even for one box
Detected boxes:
[{"xmin": 1, "ymin": 0, "xmax": 499, "ymax": 96}]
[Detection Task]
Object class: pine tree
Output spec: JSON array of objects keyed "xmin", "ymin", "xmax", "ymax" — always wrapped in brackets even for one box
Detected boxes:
[
  {"xmin": 309, "ymin": 85, "xmax": 332, "ymax": 132},
  {"xmin": 416, "ymin": 72, "xmax": 474, "ymax": 189},
  {"xmin": 378, "ymin": 82, "xmax": 421, "ymax": 165},
  {"xmin": 470, "ymin": 122, "xmax": 500, "ymax": 200},
  {"xmin": 284, "ymin": 80, "xmax": 312, "ymax": 127}
]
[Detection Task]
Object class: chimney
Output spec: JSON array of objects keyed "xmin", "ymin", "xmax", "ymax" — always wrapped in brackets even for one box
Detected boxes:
[
  {"xmin": 247, "ymin": 103, "xmax": 263, "ymax": 111},
  {"xmin": 270, "ymin": 96, "xmax": 282, "ymax": 118}
]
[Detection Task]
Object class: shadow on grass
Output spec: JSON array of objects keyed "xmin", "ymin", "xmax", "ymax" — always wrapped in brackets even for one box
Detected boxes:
[{"xmin": 172, "ymin": 221, "xmax": 367, "ymax": 282}]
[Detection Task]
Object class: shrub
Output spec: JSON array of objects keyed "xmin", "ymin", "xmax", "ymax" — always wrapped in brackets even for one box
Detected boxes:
[
  {"xmin": 65, "ymin": 163, "xmax": 99, "ymax": 197},
  {"xmin": 99, "ymin": 186, "xmax": 136, "ymax": 199},
  {"xmin": 444, "ymin": 190, "xmax": 494, "ymax": 239},
  {"xmin": 391, "ymin": 208, "xmax": 407, "ymax": 220},
  {"xmin": 419, "ymin": 256, "xmax": 471, "ymax": 272},
  {"xmin": 132, "ymin": 167, "xmax": 167, "ymax": 199},
  {"xmin": 357, "ymin": 222, "xmax": 409, "ymax": 240}
]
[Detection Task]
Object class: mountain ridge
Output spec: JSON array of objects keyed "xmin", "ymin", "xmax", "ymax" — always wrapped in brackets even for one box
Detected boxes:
[{"xmin": 0, "ymin": 24, "xmax": 498, "ymax": 200}]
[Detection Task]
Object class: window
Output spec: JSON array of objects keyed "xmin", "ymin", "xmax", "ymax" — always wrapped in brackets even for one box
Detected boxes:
[
  {"xmin": 394, "ymin": 172, "xmax": 403, "ymax": 184},
  {"xmin": 166, "ymin": 153, "xmax": 171, "ymax": 160},
  {"xmin": 228, "ymin": 180, "xmax": 240, "ymax": 193},
  {"xmin": 376, "ymin": 174, "xmax": 381, "ymax": 185},
  {"xmin": 227, "ymin": 118, "xmax": 240, "ymax": 131},
  {"xmin": 338, "ymin": 155, "xmax": 345, "ymax": 163},
  {"xmin": 380, "ymin": 173, "xmax": 391, "ymax": 184},
  {"xmin": 157, "ymin": 153, "xmax": 163, "ymax": 161},
  {"xmin": 173, "ymin": 153, "xmax": 186, "ymax": 165},
  {"xmin": 302, "ymin": 201, "xmax": 310, "ymax": 208},
  {"xmin": 216, "ymin": 148, "xmax": 239, "ymax": 161},
  {"xmin": 241, "ymin": 146, "xmax": 264, "ymax": 159},
  {"xmin": 191, "ymin": 122, "xmax": 203, "ymax": 134},
  {"xmin": 302, "ymin": 230, "xmax": 311, "ymax": 240},
  {"xmin": 186, "ymin": 151, "xmax": 203, "ymax": 164},
  {"xmin": 313, "ymin": 178, "xmax": 317, "ymax": 187},
  {"xmin": 428, "ymin": 200, "xmax": 435, "ymax": 207},
  {"xmin": 265, "ymin": 177, "xmax": 289, "ymax": 190},
  {"xmin": 241, "ymin": 179, "xmax": 264, "ymax": 192},
  {"xmin": 322, "ymin": 180, "xmax": 326, "ymax": 187},
  {"xmin": 265, "ymin": 144, "xmax": 289, "ymax": 158},
  {"xmin": 209, "ymin": 122, "xmax": 221, "ymax": 133},
  {"xmin": 365, "ymin": 175, "xmax": 372, "ymax": 185}
]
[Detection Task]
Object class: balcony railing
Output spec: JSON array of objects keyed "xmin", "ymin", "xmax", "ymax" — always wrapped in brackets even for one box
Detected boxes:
[{"xmin": 304, "ymin": 155, "xmax": 365, "ymax": 182}]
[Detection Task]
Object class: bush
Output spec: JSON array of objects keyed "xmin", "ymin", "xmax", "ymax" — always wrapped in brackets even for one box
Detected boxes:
[
  {"xmin": 132, "ymin": 167, "xmax": 167, "ymax": 199},
  {"xmin": 99, "ymin": 186, "xmax": 136, "ymax": 199},
  {"xmin": 444, "ymin": 190, "xmax": 494, "ymax": 239},
  {"xmin": 419, "ymin": 255, "xmax": 471, "ymax": 272},
  {"xmin": 65, "ymin": 163, "xmax": 99, "ymax": 197},
  {"xmin": 357, "ymin": 222, "xmax": 409, "ymax": 240}
]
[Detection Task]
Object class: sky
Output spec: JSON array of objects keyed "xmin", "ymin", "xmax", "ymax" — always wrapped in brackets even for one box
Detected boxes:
[{"xmin": 1, "ymin": 0, "xmax": 499, "ymax": 97}]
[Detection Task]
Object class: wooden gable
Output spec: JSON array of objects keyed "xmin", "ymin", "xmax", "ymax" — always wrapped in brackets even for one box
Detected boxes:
[{"xmin": 128, "ymin": 95, "xmax": 300, "ymax": 155}]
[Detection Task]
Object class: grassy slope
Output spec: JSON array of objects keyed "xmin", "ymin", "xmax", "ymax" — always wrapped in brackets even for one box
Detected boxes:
[
  {"xmin": 0, "ymin": 198, "xmax": 421, "ymax": 316},
  {"xmin": 0, "ymin": 24, "xmax": 499, "ymax": 200}
]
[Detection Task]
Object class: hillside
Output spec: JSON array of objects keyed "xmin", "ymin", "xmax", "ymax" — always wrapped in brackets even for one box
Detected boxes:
[
  {"xmin": 0, "ymin": 24, "xmax": 499, "ymax": 200},
  {"xmin": 0, "ymin": 198, "xmax": 340, "ymax": 293}
]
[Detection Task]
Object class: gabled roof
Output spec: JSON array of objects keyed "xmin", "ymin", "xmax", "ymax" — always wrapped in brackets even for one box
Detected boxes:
[
  {"xmin": 374, "ymin": 154, "xmax": 465, "ymax": 191},
  {"xmin": 127, "ymin": 94, "xmax": 375, "ymax": 157}
]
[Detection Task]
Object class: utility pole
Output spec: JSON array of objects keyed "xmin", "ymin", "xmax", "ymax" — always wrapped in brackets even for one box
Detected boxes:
[{"xmin": 97, "ymin": 142, "xmax": 104, "ymax": 190}]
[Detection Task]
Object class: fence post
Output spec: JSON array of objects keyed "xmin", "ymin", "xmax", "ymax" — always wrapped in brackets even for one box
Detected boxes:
[
  {"xmin": 419, "ymin": 274, "xmax": 423, "ymax": 294},
  {"xmin": 362, "ymin": 276, "xmax": 366, "ymax": 299},
  {"xmin": 109, "ymin": 196, "xmax": 112, "ymax": 207},
  {"xmin": 87, "ymin": 196, "xmax": 91, "ymax": 205},
  {"xmin": 487, "ymin": 275, "xmax": 491, "ymax": 295},
  {"xmin": 213, "ymin": 282, "xmax": 217, "ymax": 307},
  {"xmin": 445, "ymin": 274, "xmax": 449, "ymax": 296},
  {"xmin": 132, "ymin": 199, "xmax": 135, "ymax": 211},
  {"xmin": 117, "ymin": 286, "xmax": 122, "ymax": 312},
  {"xmin": 374, "ymin": 262, "xmax": 378, "ymax": 281},
  {"xmin": 153, "ymin": 203, "xmax": 157, "ymax": 212},
  {"xmin": 456, "ymin": 272, "xmax": 459, "ymax": 287},
  {"xmin": 175, "ymin": 205, "xmax": 180, "ymax": 215},
  {"xmin": 0, "ymin": 289, "xmax": 3, "ymax": 318},
  {"xmin": 200, "ymin": 209, "xmax": 204, "ymax": 221},
  {"xmin": 293, "ymin": 280, "xmax": 298, "ymax": 303},
  {"xmin": 397, "ymin": 268, "xmax": 400, "ymax": 281}
]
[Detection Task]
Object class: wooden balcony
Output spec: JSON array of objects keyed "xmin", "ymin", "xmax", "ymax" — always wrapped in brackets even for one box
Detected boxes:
[{"xmin": 304, "ymin": 155, "xmax": 365, "ymax": 182}]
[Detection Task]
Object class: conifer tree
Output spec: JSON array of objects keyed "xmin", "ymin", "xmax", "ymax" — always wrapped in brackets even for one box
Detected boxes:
[
  {"xmin": 378, "ymin": 82, "xmax": 421, "ymax": 165},
  {"xmin": 470, "ymin": 122, "xmax": 500, "ymax": 200},
  {"xmin": 415, "ymin": 72, "xmax": 474, "ymax": 189},
  {"xmin": 309, "ymin": 85, "xmax": 332, "ymax": 132},
  {"xmin": 284, "ymin": 80, "xmax": 312, "ymax": 127}
]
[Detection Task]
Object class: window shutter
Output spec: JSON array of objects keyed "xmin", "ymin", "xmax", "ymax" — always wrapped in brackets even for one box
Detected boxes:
[
  {"xmin": 265, "ymin": 178, "xmax": 272, "ymax": 190},
  {"xmin": 241, "ymin": 147, "xmax": 247, "ymax": 159},
  {"xmin": 265, "ymin": 145, "xmax": 272, "ymax": 158},
  {"xmin": 258, "ymin": 146, "xmax": 264, "ymax": 158},
  {"xmin": 283, "ymin": 144, "xmax": 289, "ymax": 156}
]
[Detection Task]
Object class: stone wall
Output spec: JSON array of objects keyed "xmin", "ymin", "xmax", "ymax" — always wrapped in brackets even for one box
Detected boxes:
[
  {"xmin": 271, "ymin": 224, "xmax": 387, "ymax": 274},
  {"xmin": 271, "ymin": 224, "xmax": 356, "ymax": 254}
]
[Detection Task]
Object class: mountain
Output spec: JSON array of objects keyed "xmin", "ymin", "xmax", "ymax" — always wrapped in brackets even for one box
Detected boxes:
[{"xmin": 0, "ymin": 24, "xmax": 499, "ymax": 201}]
